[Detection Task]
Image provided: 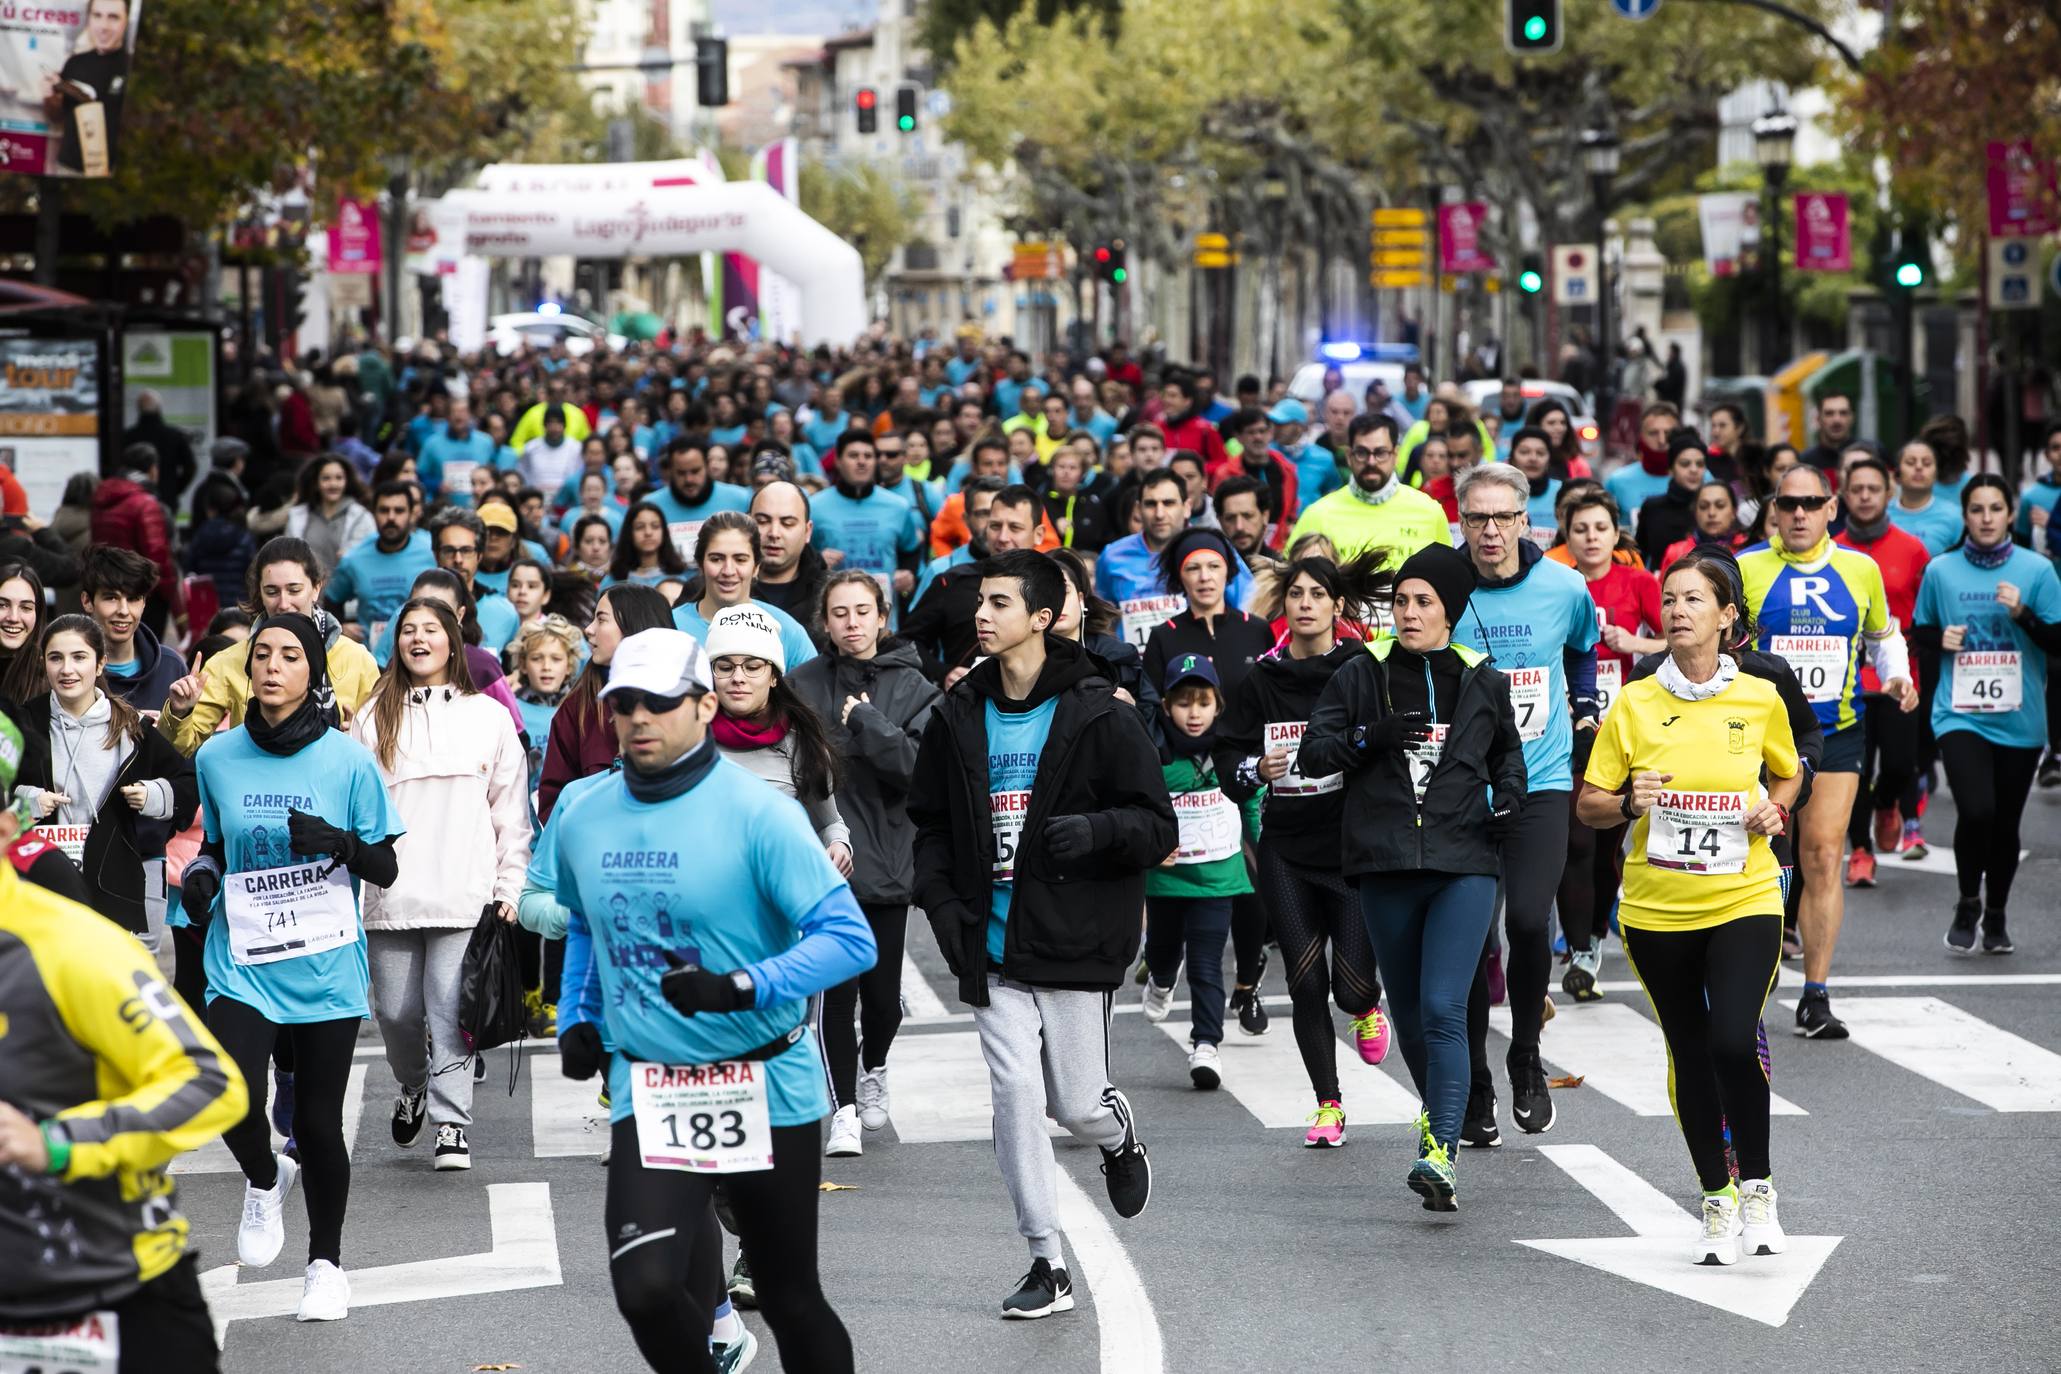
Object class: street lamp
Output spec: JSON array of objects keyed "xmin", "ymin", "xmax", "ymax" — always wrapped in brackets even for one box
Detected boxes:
[
  {"xmin": 1752, "ymin": 107, "xmax": 1798, "ymax": 373},
  {"xmin": 1580, "ymin": 126, "xmax": 1620, "ymax": 440}
]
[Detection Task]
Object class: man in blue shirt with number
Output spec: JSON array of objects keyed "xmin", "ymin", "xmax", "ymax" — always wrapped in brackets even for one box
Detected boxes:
[{"xmin": 551, "ymin": 628, "xmax": 873, "ymax": 1374}]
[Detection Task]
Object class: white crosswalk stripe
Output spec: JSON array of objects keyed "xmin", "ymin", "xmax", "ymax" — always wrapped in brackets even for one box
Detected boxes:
[
  {"xmin": 1150, "ymin": 1017, "xmax": 1423, "ymax": 1126},
  {"xmin": 1779, "ymin": 995, "xmax": 2061, "ymax": 1113},
  {"xmin": 174, "ymin": 1064, "xmax": 368, "ymax": 1175},
  {"xmin": 1490, "ymin": 1003, "xmax": 1808, "ymax": 1118}
]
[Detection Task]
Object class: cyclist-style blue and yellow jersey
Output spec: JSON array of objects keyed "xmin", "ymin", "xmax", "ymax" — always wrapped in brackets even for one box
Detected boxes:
[{"xmin": 1739, "ymin": 537, "xmax": 1894, "ymax": 734}]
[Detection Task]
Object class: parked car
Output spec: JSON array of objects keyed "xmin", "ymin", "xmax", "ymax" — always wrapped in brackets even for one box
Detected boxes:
[{"xmin": 485, "ymin": 310, "xmax": 627, "ymax": 358}]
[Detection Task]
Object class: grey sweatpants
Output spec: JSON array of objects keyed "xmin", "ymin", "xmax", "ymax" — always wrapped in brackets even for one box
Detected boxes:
[
  {"xmin": 368, "ymin": 927, "xmax": 476, "ymax": 1129},
  {"xmin": 973, "ymin": 974, "xmax": 1133, "ymax": 1262}
]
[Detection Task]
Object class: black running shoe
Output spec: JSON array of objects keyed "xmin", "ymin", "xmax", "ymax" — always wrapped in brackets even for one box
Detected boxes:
[
  {"xmin": 1510, "ymin": 1055, "xmax": 1555, "ymax": 1135},
  {"xmin": 1236, "ymin": 989, "xmax": 1269, "ymax": 1036},
  {"xmin": 1459, "ymin": 1082, "xmax": 1501, "ymax": 1149},
  {"xmin": 1793, "ymin": 988, "xmax": 1848, "ymax": 1040},
  {"xmin": 1945, "ymin": 899, "xmax": 1980, "ymax": 954},
  {"xmin": 391, "ymin": 1084, "xmax": 427, "ymax": 1147},
  {"xmin": 727, "ymin": 1253, "xmax": 756, "ymax": 1309},
  {"xmin": 1001, "ymin": 1258, "xmax": 1074, "ymax": 1319},
  {"xmin": 1099, "ymin": 1139, "xmax": 1152, "ymax": 1219},
  {"xmin": 2038, "ymin": 754, "xmax": 2060, "ymax": 789},
  {"xmin": 1981, "ymin": 908, "xmax": 2014, "ymax": 956}
]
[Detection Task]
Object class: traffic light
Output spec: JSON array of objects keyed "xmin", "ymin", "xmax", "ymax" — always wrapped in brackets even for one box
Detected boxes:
[
  {"xmin": 1890, "ymin": 237, "xmax": 1926, "ymax": 289},
  {"xmin": 695, "ymin": 36, "xmax": 728, "ymax": 107},
  {"xmin": 895, "ymin": 85, "xmax": 918, "ymax": 133},
  {"xmin": 1092, "ymin": 240, "xmax": 1129, "ymax": 285},
  {"xmin": 855, "ymin": 87, "xmax": 877, "ymax": 135},
  {"xmin": 1504, "ymin": 0, "xmax": 1562, "ymax": 54},
  {"xmin": 1517, "ymin": 252, "xmax": 1544, "ymax": 294}
]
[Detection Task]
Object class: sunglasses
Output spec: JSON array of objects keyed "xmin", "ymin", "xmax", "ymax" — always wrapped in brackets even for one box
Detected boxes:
[
  {"xmin": 1773, "ymin": 495, "xmax": 1832, "ymax": 513},
  {"xmin": 607, "ymin": 688, "xmax": 694, "ymax": 716}
]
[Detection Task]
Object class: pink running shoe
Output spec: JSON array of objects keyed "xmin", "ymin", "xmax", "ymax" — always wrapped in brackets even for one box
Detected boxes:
[
  {"xmin": 1351, "ymin": 1009, "xmax": 1391, "ymax": 1065},
  {"xmin": 1303, "ymin": 1101, "xmax": 1345, "ymax": 1148}
]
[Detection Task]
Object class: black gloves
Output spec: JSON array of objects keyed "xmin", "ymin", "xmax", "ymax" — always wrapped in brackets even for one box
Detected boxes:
[
  {"xmin": 558, "ymin": 1021, "xmax": 604, "ymax": 1081},
  {"xmin": 659, "ymin": 950, "xmax": 751, "ymax": 1017},
  {"xmin": 180, "ymin": 863, "xmax": 219, "ymax": 927},
  {"xmin": 287, "ymin": 808, "xmax": 358, "ymax": 869},
  {"xmin": 1571, "ymin": 723, "xmax": 1596, "ymax": 775},
  {"xmin": 1358, "ymin": 711, "xmax": 1431, "ymax": 755},
  {"xmin": 1488, "ymin": 796, "xmax": 1521, "ymax": 842},
  {"xmin": 1043, "ymin": 814, "xmax": 1096, "ymax": 862}
]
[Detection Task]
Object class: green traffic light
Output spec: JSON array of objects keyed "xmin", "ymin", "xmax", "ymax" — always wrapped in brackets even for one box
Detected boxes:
[
  {"xmin": 1111, "ymin": 267, "xmax": 1127, "ymax": 284},
  {"xmin": 1523, "ymin": 15, "xmax": 1546, "ymax": 39},
  {"xmin": 1518, "ymin": 269, "xmax": 1543, "ymax": 293},
  {"xmin": 1894, "ymin": 262, "xmax": 1924, "ymax": 288},
  {"xmin": 898, "ymin": 115, "xmax": 914, "ymax": 131}
]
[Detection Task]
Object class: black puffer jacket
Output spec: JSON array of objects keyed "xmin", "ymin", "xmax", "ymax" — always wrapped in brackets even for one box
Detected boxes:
[
  {"xmin": 790, "ymin": 638, "xmax": 940, "ymax": 905},
  {"xmin": 1300, "ymin": 637, "xmax": 1527, "ymax": 879},
  {"xmin": 1214, "ymin": 640, "xmax": 1360, "ymax": 871},
  {"xmin": 909, "ymin": 633, "xmax": 1175, "ymax": 1005}
]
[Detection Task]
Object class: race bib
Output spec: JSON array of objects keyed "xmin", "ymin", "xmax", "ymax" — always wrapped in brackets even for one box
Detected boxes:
[
  {"xmin": 1172, "ymin": 788, "xmax": 1240, "ymax": 864},
  {"xmin": 442, "ymin": 459, "xmax": 477, "ymax": 497},
  {"xmin": 223, "ymin": 861, "xmax": 359, "ymax": 966},
  {"xmin": 990, "ymin": 789, "xmax": 1031, "ymax": 882},
  {"xmin": 36, "ymin": 823, "xmax": 90, "ymax": 867},
  {"xmin": 1120, "ymin": 594, "xmax": 1184, "ymax": 648},
  {"xmin": 1770, "ymin": 634, "xmax": 1848, "ymax": 704},
  {"xmin": 629, "ymin": 1059, "xmax": 773, "ymax": 1174},
  {"xmin": 1595, "ymin": 659, "xmax": 1623, "ymax": 720},
  {"xmin": 0, "ymin": 1310, "xmax": 118, "ymax": 1374},
  {"xmin": 1407, "ymin": 724, "xmax": 1450, "ymax": 804},
  {"xmin": 1530, "ymin": 525, "xmax": 1558, "ymax": 551},
  {"xmin": 668, "ymin": 520, "xmax": 705, "ymax": 560},
  {"xmin": 1645, "ymin": 788, "xmax": 1753, "ymax": 875},
  {"xmin": 1264, "ymin": 720, "xmax": 1342, "ymax": 796},
  {"xmin": 1501, "ymin": 665, "xmax": 1551, "ymax": 742},
  {"xmin": 1951, "ymin": 650, "xmax": 2022, "ymax": 714}
]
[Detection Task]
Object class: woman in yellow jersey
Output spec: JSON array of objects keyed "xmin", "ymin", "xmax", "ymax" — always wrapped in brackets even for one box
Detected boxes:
[{"xmin": 1578, "ymin": 548, "xmax": 1802, "ymax": 1268}]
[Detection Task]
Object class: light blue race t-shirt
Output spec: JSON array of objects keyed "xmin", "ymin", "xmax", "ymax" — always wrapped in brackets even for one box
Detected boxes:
[
  {"xmin": 985, "ymin": 697, "xmax": 1058, "ymax": 964},
  {"xmin": 329, "ymin": 532, "xmax": 436, "ymax": 637},
  {"xmin": 1915, "ymin": 543, "xmax": 2061, "ymax": 750},
  {"xmin": 1452, "ymin": 555, "xmax": 1599, "ymax": 791}
]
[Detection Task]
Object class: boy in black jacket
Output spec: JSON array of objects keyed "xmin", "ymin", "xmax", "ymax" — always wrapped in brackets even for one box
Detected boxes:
[{"xmin": 908, "ymin": 549, "xmax": 1175, "ymax": 1320}]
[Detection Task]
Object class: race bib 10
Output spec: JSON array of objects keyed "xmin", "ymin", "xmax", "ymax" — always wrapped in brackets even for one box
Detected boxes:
[
  {"xmin": 629, "ymin": 1059, "xmax": 774, "ymax": 1174},
  {"xmin": 1770, "ymin": 634, "xmax": 1848, "ymax": 705},
  {"xmin": 990, "ymin": 789, "xmax": 1031, "ymax": 882},
  {"xmin": 1645, "ymin": 788, "xmax": 1753, "ymax": 875},
  {"xmin": 1120, "ymin": 594, "xmax": 1184, "ymax": 648},
  {"xmin": 223, "ymin": 861, "xmax": 359, "ymax": 966},
  {"xmin": 1264, "ymin": 720, "xmax": 1342, "ymax": 796},
  {"xmin": 1501, "ymin": 666, "xmax": 1551, "ymax": 743},
  {"xmin": 1951, "ymin": 650, "xmax": 2022, "ymax": 715}
]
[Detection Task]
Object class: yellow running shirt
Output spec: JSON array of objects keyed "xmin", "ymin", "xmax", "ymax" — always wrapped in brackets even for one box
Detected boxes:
[{"xmin": 1584, "ymin": 672, "xmax": 1799, "ymax": 932}]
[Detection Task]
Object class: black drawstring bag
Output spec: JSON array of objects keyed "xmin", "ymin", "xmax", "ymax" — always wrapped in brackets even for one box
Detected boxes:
[{"xmin": 459, "ymin": 904, "xmax": 529, "ymax": 1094}]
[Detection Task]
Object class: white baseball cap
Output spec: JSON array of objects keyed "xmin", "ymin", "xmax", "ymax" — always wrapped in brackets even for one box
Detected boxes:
[
  {"xmin": 703, "ymin": 604, "xmax": 787, "ymax": 674},
  {"xmin": 598, "ymin": 629, "xmax": 713, "ymax": 701}
]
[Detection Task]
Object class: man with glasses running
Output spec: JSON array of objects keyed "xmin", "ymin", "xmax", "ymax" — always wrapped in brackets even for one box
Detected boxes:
[
  {"xmin": 1288, "ymin": 413, "xmax": 1452, "ymax": 568},
  {"xmin": 1739, "ymin": 466, "xmax": 1914, "ymax": 1038}
]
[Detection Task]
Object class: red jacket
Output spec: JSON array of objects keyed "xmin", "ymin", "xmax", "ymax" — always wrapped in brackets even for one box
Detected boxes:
[
  {"xmin": 1159, "ymin": 411, "xmax": 1230, "ymax": 472},
  {"xmin": 88, "ymin": 477, "xmax": 184, "ymax": 616},
  {"xmin": 1838, "ymin": 522, "xmax": 1929, "ymax": 693},
  {"xmin": 537, "ymin": 693, "xmax": 619, "ymax": 821}
]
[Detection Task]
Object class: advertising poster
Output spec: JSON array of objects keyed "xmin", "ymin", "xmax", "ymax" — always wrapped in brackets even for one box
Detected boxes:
[
  {"xmin": 0, "ymin": 0, "xmax": 143, "ymax": 177},
  {"xmin": 1985, "ymin": 139, "xmax": 2059, "ymax": 240},
  {"xmin": 0, "ymin": 335, "xmax": 100, "ymax": 515},
  {"xmin": 121, "ymin": 328, "xmax": 215, "ymax": 508},
  {"xmin": 1438, "ymin": 202, "xmax": 1495, "ymax": 275},
  {"xmin": 1698, "ymin": 192, "xmax": 1757, "ymax": 278},
  {"xmin": 1793, "ymin": 192, "xmax": 1850, "ymax": 272}
]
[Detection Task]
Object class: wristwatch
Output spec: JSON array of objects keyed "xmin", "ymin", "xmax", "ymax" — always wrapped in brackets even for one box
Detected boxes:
[{"xmin": 1619, "ymin": 792, "xmax": 1638, "ymax": 821}]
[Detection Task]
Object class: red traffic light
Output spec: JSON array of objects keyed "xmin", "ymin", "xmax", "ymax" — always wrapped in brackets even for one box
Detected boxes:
[
  {"xmin": 855, "ymin": 88, "xmax": 876, "ymax": 109},
  {"xmin": 1094, "ymin": 247, "xmax": 1111, "ymax": 263}
]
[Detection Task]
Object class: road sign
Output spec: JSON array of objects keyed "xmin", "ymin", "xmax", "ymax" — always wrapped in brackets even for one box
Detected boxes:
[
  {"xmin": 1011, "ymin": 242, "xmax": 1063, "ymax": 280},
  {"xmin": 1552, "ymin": 244, "xmax": 1595, "ymax": 304},
  {"xmin": 1371, "ymin": 269, "xmax": 1428, "ymax": 289},
  {"xmin": 1988, "ymin": 237, "xmax": 2043, "ymax": 310},
  {"xmin": 1195, "ymin": 232, "xmax": 1239, "ymax": 269},
  {"xmin": 1371, "ymin": 207, "xmax": 1427, "ymax": 228},
  {"xmin": 1611, "ymin": 0, "xmax": 1661, "ymax": 17},
  {"xmin": 1371, "ymin": 208, "xmax": 1429, "ymax": 280}
]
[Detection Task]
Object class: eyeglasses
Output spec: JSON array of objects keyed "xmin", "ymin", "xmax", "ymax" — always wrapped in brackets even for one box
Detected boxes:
[
  {"xmin": 1459, "ymin": 511, "xmax": 1525, "ymax": 530},
  {"xmin": 436, "ymin": 543, "xmax": 480, "ymax": 560},
  {"xmin": 1772, "ymin": 495, "xmax": 1832, "ymax": 513},
  {"xmin": 711, "ymin": 656, "xmax": 771, "ymax": 678},
  {"xmin": 607, "ymin": 689, "xmax": 693, "ymax": 716},
  {"xmin": 1350, "ymin": 446, "xmax": 1396, "ymax": 462}
]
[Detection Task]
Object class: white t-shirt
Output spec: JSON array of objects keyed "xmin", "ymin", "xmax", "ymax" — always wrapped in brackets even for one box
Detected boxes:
[{"xmin": 522, "ymin": 436, "xmax": 584, "ymax": 497}]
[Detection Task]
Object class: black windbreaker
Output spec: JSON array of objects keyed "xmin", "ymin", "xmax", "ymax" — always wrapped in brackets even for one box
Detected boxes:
[
  {"xmin": 1213, "ymin": 641, "xmax": 1360, "ymax": 870},
  {"xmin": 1141, "ymin": 606, "xmax": 1276, "ymax": 700}
]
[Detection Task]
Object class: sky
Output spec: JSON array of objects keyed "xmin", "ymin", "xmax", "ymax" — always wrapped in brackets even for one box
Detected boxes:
[{"xmin": 710, "ymin": 0, "xmax": 872, "ymax": 35}]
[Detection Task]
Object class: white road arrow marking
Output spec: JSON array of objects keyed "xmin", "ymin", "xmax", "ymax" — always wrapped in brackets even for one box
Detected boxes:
[
  {"xmin": 1519, "ymin": 1144, "xmax": 1840, "ymax": 1328},
  {"xmin": 200, "ymin": 1181, "xmax": 562, "ymax": 1344}
]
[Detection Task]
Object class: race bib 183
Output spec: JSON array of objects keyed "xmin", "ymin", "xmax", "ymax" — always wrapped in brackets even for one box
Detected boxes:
[{"xmin": 629, "ymin": 1059, "xmax": 773, "ymax": 1174}]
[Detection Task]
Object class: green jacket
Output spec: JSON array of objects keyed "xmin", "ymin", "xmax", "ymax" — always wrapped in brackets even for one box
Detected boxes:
[{"xmin": 1145, "ymin": 755, "xmax": 1261, "ymax": 899}]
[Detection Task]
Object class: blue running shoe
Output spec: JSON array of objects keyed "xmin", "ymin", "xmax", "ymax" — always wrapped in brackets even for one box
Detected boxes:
[{"xmin": 271, "ymin": 1069, "xmax": 295, "ymax": 1140}]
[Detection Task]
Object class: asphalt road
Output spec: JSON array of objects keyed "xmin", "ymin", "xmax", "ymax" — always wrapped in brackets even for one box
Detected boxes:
[{"xmin": 180, "ymin": 781, "xmax": 2061, "ymax": 1374}]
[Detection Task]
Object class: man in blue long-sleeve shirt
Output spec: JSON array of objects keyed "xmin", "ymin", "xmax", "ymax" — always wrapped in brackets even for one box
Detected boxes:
[{"xmin": 551, "ymin": 628, "xmax": 872, "ymax": 1374}]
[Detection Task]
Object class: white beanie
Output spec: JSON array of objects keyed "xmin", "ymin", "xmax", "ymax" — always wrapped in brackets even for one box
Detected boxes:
[{"xmin": 703, "ymin": 603, "xmax": 787, "ymax": 674}]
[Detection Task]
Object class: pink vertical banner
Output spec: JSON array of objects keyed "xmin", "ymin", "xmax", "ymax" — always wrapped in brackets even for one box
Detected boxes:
[
  {"xmin": 1986, "ymin": 140, "xmax": 2059, "ymax": 239},
  {"xmin": 327, "ymin": 197, "xmax": 382, "ymax": 275},
  {"xmin": 1438, "ymin": 202, "xmax": 1495, "ymax": 275},
  {"xmin": 1793, "ymin": 192, "xmax": 1850, "ymax": 271}
]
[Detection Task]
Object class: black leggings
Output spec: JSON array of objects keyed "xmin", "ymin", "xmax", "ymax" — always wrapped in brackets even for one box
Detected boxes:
[
  {"xmin": 605, "ymin": 1117, "xmax": 851, "ymax": 1374},
  {"xmin": 1937, "ymin": 732, "xmax": 2043, "ymax": 908},
  {"xmin": 822, "ymin": 901, "xmax": 908, "ymax": 1108},
  {"xmin": 1557, "ymin": 798, "xmax": 1626, "ymax": 951},
  {"xmin": 104, "ymin": 1256, "xmax": 219, "ymax": 1373},
  {"xmin": 205, "ymin": 997, "xmax": 359, "ymax": 1265},
  {"xmin": 1470, "ymin": 789, "xmax": 1567, "ymax": 1088},
  {"xmin": 517, "ymin": 926, "xmax": 567, "ymax": 1004},
  {"xmin": 1230, "ymin": 888, "xmax": 1269, "ymax": 987},
  {"xmin": 1258, "ymin": 846, "xmax": 1380, "ymax": 1104},
  {"xmin": 1621, "ymin": 915, "xmax": 1782, "ymax": 1192},
  {"xmin": 1848, "ymin": 695, "xmax": 1922, "ymax": 852},
  {"xmin": 171, "ymin": 922, "xmax": 207, "ymax": 1016}
]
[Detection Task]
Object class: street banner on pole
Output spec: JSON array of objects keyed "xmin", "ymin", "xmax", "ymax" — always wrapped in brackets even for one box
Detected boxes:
[
  {"xmin": 1697, "ymin": 193, "xmax": 1756, "ymax": 277},
  {"xmin": 1985, "ymin": 140, "xmax": 2059, "ymax": 239},
  {"xmin": 1438, "ymin": 203, "xmax": 1495, "ymax": 275},
  {"xmin": 1793, "ymin": 192, "xmax": 1850, "ymax": 272},
  {"xmin": 327, "ymin": 198, "xmax": 383, "ymax": 276},
  {"xmin": 0, "ymin": 0, "xmax": 143, "ymax": 177}
]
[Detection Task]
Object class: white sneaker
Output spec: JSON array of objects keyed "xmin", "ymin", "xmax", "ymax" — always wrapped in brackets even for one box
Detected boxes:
[
  {"xmin": 296, "ymin": 1259, "xmax": 350, "ymax": 1321},
  {"xmin": 1694, "ymin": 1191, "xmax": 1743, "ymax": 1266},
  {"xmin": 824, "ymin": 1104, "xmax": 863, "ymax": 1157},
  {"xmin": 237, "ymin": 1151, "xmax": 299, "ymax": 1267},
  {"xmin": 856, "ymin": 1066, "xmax": 890, "ymax": 1131},
  {"xmin": 1140, "ymin": 979, "xmax": 1174, "ymax": 1024},
  {"xmin": 1187, "ymin": 1041, "xmax": 1222, "ymax": 1090},
  {"xmin": 1739, "ymin": 1178, "xmax": 1787, "ymax": 1256}
]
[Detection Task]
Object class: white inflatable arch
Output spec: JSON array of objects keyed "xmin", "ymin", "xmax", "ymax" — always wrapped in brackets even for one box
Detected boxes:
[{"xmin": 439, "ymin": 178, "xmax": 866, "ymax": 345}]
